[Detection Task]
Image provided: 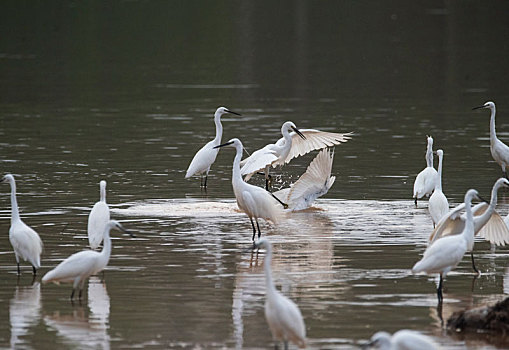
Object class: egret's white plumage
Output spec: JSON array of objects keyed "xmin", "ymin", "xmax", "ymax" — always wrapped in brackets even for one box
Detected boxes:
[
  {"xmin": 428, "ymin": 149, "xmax": 448, "ymax": 226},
  {"xmin": 215, "ymin": 138, "xmax": 284, "ymax": 241},
  {"xmin": 365, "ymin": 330, "xmax": 438, "ymax": 350},
  {"xmin": 87, "ymin": 180, "xmax": 110, "ymax": 249},
  {"xmin": 273, "ymin": 148, "xmax": 335, "ymax": 211},
  {"xmin": 240, "ymin": 121, "xmax": 351, "ymax": 187},
  {"xmin": 254, "ymin": 238, "xmax": 306, "ymax": 349},
  {"xmin": 2, "ymin": 174, "xmax": 43, "ymax": 275},
  {"xmin": 185, "ymin": 107, "xmax": 241, "ymax": 187},
  {"xmin": 413, "ymin": 189, "xmax": 480, "ymax": 302},
  {"xmin": 474, "ymin": 101, "xmax": 509, "ymax": 177},
  {"xmin": 42, "ymin": 220, "xmax": 133, "ymax": 300},
  {"xmin": 413, "ymin": 136, "xmax": 438, "ymax": 204}
]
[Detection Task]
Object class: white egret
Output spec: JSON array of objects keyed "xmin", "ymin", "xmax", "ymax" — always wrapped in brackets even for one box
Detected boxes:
[
  {"xmin": 253, "ymin": 238, "xmax": 306, "ymax": 349},
  {"xmin": 87, "ymin": 180, "xmax": 110, "ymax": 249},
  {"xmin": 413, "ymin": 189, "xmax": 481, "ymax": 303},
  {"xmin": 2, "ymin": 174, "xmax": 43, "ymax": 275},
  {"xmin": 364, "ymin": 330, "xmax": 438, "ymax": 350},
  {"xmin": 240, "ymin": 121, "xmax": 351, "ymax": 189},
  {"xmin": 413, "ymin": 136, "xmax": 438, "ymax": 205},
  {"xmin": 273, "ymin": 148, "xmax": 335, "ymax": 211},
  {"xmin": 473, "ymin": 101, "xmax": 509, "ymax": 178},
  {"xmin": 429, "ymin": 178, "xmax": 509, "ymax": 273},
  {"xmin": 42, "ymin": 220, "xmax": 134, "ymax": 300},
  {"xmin": 428, "ymin": 149, "xmax": 448, "ymax": 227},
  {"xmin": 214, "ymin": 138, "xmax": 284, "ymax": 241},
  {"xmin": 185, "ymin": 107, "xmax": 241, "ymax": 187}
]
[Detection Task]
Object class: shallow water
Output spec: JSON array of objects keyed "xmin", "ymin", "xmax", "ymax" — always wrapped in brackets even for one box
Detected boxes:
[{"xmin": 2, "ymin": 1, "xmax": 509, "ymax": 349}]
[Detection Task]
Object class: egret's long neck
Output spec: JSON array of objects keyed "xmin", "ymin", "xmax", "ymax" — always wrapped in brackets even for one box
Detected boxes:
[
  {"xmin": 232, "ymin": 143, "xmax": 244, "ymax": 186},
  {"xmin": 100, "ymin": 228, "xmax": 112, "ymax": 261},
  {"xmin": 9, "ymin": 180, "xmax": 20, "ymax": 223},
  {"xmin": 490, "ymin": 106, "xmax": 498, "ymax": 145},
  {"xmin": 464, "ymin": 194, "xmax": 475, "ymax": 242},
  {"xmin": 263, "ymin": 244, "xmax": 277, "ymax": 297},
  {"xmin": 100, "ymin": 185, "xmax": 106, "ymax": 202},
  {"xmin": 213, "ymin": 114, "xmax": 223, "ymax": 145},
  {"xmin": 437, "ymin": 154, "xmax": 443, "ymax": 191},
  {"xmin": 425, "ymin": 142, "xmax": 433, "ymax": 168}
]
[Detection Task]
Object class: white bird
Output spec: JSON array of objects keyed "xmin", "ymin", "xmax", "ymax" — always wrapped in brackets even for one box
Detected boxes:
[
  {"xmin": 42, "ymin": 220, "xmax": 134, "ymax": 300},
  {"xmin": 473, "ymin": 101, "xmax": 509, "ymax": 178},
  {"xmin": 185, "ymin": 107, "xmax": 241, "ymax": 187},
  {"xmin": 214, "ymin": 138, "xmax": 284, "ymax": 241},
  {"xmin": 428, "ymin": 149, "xmax": 448, "ymax": 227},
  {"xmin": 364, "ymin": 330, "xmax": 438, "ymax": 350},
  {"xmin": 413, "ymin": 136, "xmax": 438, "ymax": 205},
  {"xmin": 87, "ymin": 180, "xmax": 110, "ymax": 249},
  {"xmin": 2, "ymin": 174, "xmax": 43, "ymax": 275},
  {"xmin": 273, "ymin": 148, "xmax": 336, "ymax": 211},
  {"xmin": 429, "ymin": 178, "xmax": 509, "ymax": 273},
  {"xmin": 413, "ymin": 189, "xmax": 480, "ymax": 303},
  {"xmin": 254, "ymin": 238, "xmax": 306, "ymax": 349},
  {"xmin": 240, "ymin": 121, "xmax": 351, "ymax": 189}
]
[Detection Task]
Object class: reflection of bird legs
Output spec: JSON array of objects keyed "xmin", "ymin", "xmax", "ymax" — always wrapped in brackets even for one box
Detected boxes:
[
  {"xmin": 471, "ymin": 273, "xmax": 479, "ymax": 293},
  {"xmin": 436, "ymin": 302, "xmax": 444, "ymax": 328},
  {"xmin": 437, "ymin": 274, "xmax": 444, "ymax": 304},
  {"xmin": 414, "ymin": 198, "xmax": 418, "ymax": 207}
]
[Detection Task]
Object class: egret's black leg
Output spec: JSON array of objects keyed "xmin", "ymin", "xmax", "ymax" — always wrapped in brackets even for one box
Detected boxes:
[
  {"xmin": 204, "ymin": 175, "xmax": 208, "ymax": 188},
  {"xmin": 269, "ymin": 191, "xmax": 288, "ymax": 209},
  {"xmin": 32, "ymin": 266, "xmax": 37, "ymax": 275},
  {"xmin": 250, "ymin": 218, "xmax": 256, "ymax": 241},
  {"xmin": 256, "ymin": 219, "xmax": 261, "ymax": 239},
  {"xmin": 71, "ymin": 289, "xmax": 75, "ymax": 300},
  {"xmin": 17, "ymin": 262, "xmax": 20, "ymax": 275},
  {"xmin": 284, "ymin": 341, "xmax": 288, "ymax": 350},
  {"xmin": 471, "ymin": 252, "xmax": 480, "ymax": 274},
  {"xmin": 414, "ymin": 197, "xmax": 417, "ymax": 206},
  {"xmin": 437, "ymin": 274, "xmax": 443, "ymax": 304},
  {"xmin": 79, "ymin": 288, "xmax": 83, "ymax": 300}
]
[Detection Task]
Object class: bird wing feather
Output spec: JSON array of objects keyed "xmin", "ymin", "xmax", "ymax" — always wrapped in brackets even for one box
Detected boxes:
[
  {"xmin": 42, "ymin": 250, "xmax": 100, "ymax": 283},
  {"xmin": 87, "ymin": 202, "xmax": 110, "ymax": 249},
  {"xmin": 477, "ymin": 210, "xmax": 509, "ymax": 246},
  {"xmin": 428, "ymin": 203, "xmax": 466, "ymax": 244},
  {"xmin": 185, "ymin": 140, "xmax": 219, "ymax": 178},
  {"xmin": 282, "ymin": 129, "xmax": 351, "ymax": 164},
  {"xmin": 240, "ymin": 146, "xmax": 278, "ymax": 177},
  {"xmin": 9, "ymin": 222, "xmax": 43, "ymax": 268}
]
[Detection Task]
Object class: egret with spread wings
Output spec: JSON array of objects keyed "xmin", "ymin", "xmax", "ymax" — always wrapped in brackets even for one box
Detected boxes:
[{"xmin": 240, "ymin": 121, "xmax": 351, "ymax": 189}]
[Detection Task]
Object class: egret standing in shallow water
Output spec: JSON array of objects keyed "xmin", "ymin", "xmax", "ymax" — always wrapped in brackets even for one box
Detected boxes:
[
  {"xmin": 413, "ymin": 189, "xmax": 481, "ymax": 303},
  {"xmin": 2, "ymin": 174, "xmax": 43, "ymax": 275},
  {"xmin": 42, "ymin": 220, "xmax": 134, "ymax": 300},
  {"xmin": 185, "ymin": 107, "xmax": 241, "ymax": 188},
  {"xmin": 364, "ymin": 330, "xmax": 438, "ymax": 350},
  {"xmin": 473, "ymin": 101, "xmax": 509, "ymax": 178},
  {"xmin": 428, "ymin": 149, "xmax": 448, "ymax": 227},
  {"xmin": 253, "ymin": 238, "xmax": 306, "ymax": 349},
  {"xmin": 240, "ymin": 121, "xmax": 351, "ymax": 189},
  {"xmin": 87, "ymin": 180, "xmax": 110, "ymax": 249},
  {"xmin": 413, "ymin": 136, "xmax": 438, "ymax": 205},
  {"xmin": 214, "ymin": 138, "xmax": 284, "ymax": 241},
  {"xmin": 429, "ymin": 178, "xmax": 509, "ymax": 274}
]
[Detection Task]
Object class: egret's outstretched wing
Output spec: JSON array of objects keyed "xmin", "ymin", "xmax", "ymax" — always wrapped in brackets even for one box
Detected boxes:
[
  {"xmin": 240, "ymin": 146, "xmax": 278, "ymax": 179},
  {"xmin": 281, "ymin": 129, "xmax": 352, "ymax": 163},
  {"xmin": 286, "ymin": 149, "xmax": 335, "ymax": 210},
  {"xmin": 478, "ymin": 210, "xmax": 509, "ymax": 246},
  {"xmin": 428, "ymin": 203, "xmax": 466, "ymax": 245}
]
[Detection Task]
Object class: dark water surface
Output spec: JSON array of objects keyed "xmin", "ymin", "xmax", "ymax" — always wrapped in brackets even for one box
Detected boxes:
[{"xmin": 1, "ymin": 1, "xmax": 509, "ymax": 349}]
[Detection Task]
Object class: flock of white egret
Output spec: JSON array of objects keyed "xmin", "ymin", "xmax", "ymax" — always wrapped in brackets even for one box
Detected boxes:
[{"xmin": 3, "ymin": 101, "xmax": 509, "ymax": 349}]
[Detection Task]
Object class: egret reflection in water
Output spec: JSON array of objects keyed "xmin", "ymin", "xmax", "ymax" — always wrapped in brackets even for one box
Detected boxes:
[
  {"xmin": 43, "ymin": 277, "xmax": 110, "ymax": 349},
  {"xmin": 10, "ymin": 282, "xmax": 41, "ymax": 349}
]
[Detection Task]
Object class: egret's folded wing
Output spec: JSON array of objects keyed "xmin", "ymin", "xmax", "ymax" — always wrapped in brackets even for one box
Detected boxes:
[
  {"xmin": 240, "ymin": 148, "xmax": 278, "ymax": 176},
  {"xmin": 428, "ymin": 203, "xmax": 466, "ymax": 244},
  {"xmin": 282, "ymin": 129, "xmax": 352, "ymax": 163},
  {"xmin": 287, "ymin": 149, "xmax": 335, "ymax": 209},
  {"xmin": 478, "ymin": 210, "xmax": 509, "ymax": 246}
]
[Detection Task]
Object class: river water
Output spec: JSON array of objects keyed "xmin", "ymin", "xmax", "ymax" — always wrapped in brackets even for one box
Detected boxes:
[{"xmin": 1, "ymin": 1, "xmax": 509, "ymax": 349}]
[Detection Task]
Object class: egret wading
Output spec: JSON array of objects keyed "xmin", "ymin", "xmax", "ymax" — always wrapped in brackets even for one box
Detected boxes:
[
  {"xmin": 428, "ymin": 149, "xmax": 448, "ymax": 227},
  {"xmin": 413, "ymin": 136, "xmax": 438, "ymax": 205},
  {"xmin": 42, "ymin": 220, "xmax": 134, "ymax": 300},
  {"xmin": 253, "ymin": 239, "xmax": 306, "ymax": 349},
  {"xmin": 185, "ymin": 107, "xmax": 241, "ymax": 188},
  {"xmin": 87, "ymin": 180, "xmax": 110, "ymax": 249},
  {"xmin": 214, "ymin": 138, "xmax": 284, "ymax": 241},
  {"xmin": 240, "ymin": 121, "xmax": 351, "ymax": 190},
  {"xmin": 364, "ymin": 330, "xmax": 438, "ymax": 350},
  {"xmin": 473, "ymin": 101, "xmax": 509, "ymax": 179},
  {"xmin": 413, "ymin": 189, "xmax": 481, "ymax": 303},
  {"xmin": 429, "ymin": 178, "xmax": 509, "ymax": 274},
  {"xmin": 2, "ymin": 174, "xmax": 43, "ymax": 275}
]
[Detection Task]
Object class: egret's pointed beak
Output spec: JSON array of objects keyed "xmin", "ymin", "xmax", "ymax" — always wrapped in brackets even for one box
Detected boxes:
[
  {"xmin": 472, "ymin": 105, "xmax": 486, "ymax": 110},
  {"xmin": 225, "ymin": 109, "xmax": 241, "ymax": 116},
  {"xmin": 478, "ymin": 195, "xmax": 489, "ymax": 204},
  {"xmin": 214, "ymin": 141, "xmax": 235, "ymax": 149},
  {"xmin": 117, "ymin": 224, "xmax": 136, "ymax": 238},
  {"xmin": 292, "ymin": 126, "xmax": 306, "ymax": 140}
]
